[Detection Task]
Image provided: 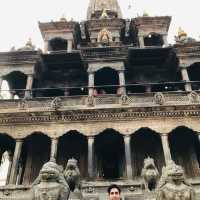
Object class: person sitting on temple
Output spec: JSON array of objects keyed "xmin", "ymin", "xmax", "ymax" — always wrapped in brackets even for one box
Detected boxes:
[{"xmin": 107, "ymin": 184, "xmax": 121, "ymax": 200}]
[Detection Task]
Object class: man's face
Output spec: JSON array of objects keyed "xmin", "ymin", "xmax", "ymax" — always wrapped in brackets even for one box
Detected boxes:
[{"xmin": 109, "ymin": 188, "xmax": 120, "ymax": 200}]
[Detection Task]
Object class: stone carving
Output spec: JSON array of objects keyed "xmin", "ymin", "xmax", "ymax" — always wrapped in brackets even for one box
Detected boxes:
[
  {"xmin": 31, "ymin": 159, "xmax": 70, "ymax": 200},
  {"xmin": 18, "ymin": 38, "xmax": 35, "ymax": 51},
  {"xmin": 120, "ymin": 95, "xmax": 129, "ymax": 105},
  {"xmin": 18, "ymin": 98, "xmax": 28, "ymax": 110},
  {"xmin": 51, "ymin": 97, "xmax": 62, "ymax": 110},
  {"xmin": 188, "ymin": 91, "xmax": 199, "ymax": 103},
  {"xmin": 87, "ymin": 95, "xmax": 95, "ymax": 106},
  {"xmin": 156, "ymin": 160, "xmax": 195, "ymax": 200},
  {"xmin": 97, "ymin": 28, "xmax": 112, "ymax": 45},
  {"xmin": 141, "ymin": 157, "xmax": 159, "ymax": 191},
  {"xmin": 154, "ymin": 92, "xmax": 165, "ymax": 105},
  {"xmin": 175, "ymin": 27, "xmax": 196, "ymax": 44},
  {"xmin": 64, "ymin": 158, "xmax": 83, "ymax": 200}
]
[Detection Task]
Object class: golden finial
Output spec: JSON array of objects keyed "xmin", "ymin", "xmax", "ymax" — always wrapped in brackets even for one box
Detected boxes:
[
  {"xmin": 100, "ymin": 8, "xmax": 109, "ymax": 19},
  {"xmin": 178, "ymin": 27, "xmax": 187, "ymax": 38},
  {"xmin": 60, "ymin": 14, "xmax": 67, "ymax": 22},
  {"xmin": 143, "ymin": 10, "xmax": 149, "ymax": 17}
]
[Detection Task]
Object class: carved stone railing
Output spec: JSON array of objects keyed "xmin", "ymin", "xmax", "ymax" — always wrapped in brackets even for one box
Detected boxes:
[
  {"xmin": 0, "ymin": 91, "xmax": 200, "ymax": 113},
  {"xmin": 80, "ymin": 46, "xmax": 128, "ymax": 60}
]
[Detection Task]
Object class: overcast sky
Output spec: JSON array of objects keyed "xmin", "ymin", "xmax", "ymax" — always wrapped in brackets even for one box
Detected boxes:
[{"xmin": 0, "ymin": 0, "xmax": 199, "ymax": 51}]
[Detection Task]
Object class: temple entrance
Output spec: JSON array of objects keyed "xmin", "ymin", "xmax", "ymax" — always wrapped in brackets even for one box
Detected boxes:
[
  {"xmin": 49, "ymin": 37, "xmax": 68, "ymax": 51},
  {"xmin": 144, "ymin": 33, "xmax": 163, "ymax": 47},
  {"xmin": 20, "ymin": 133, "xmax": 51, "ymax": 185},
  {"xmin": 94, "ymin": 67, "xmax": 119, "ymax": 95},
  {"xmin": 94, "ymin": 129, "xmax": 125, "ymax": 180},
  {"xmin": 188, "ymin": 62, "xmax": 200, "ymax": 90},
  {"xmin": 0, "ymin": 134, "xmax": 15, "ymax": 185},
  {"xmin": 131, "ymin": 128, "xmax": 165, "ymax": 178},
  {"xmin": 169, "ymin": 126, "xmax": 200, "ymax": 177},
  {"xmin": 57, "ymin": 131, "xmax": 88, "ymax": 178}
]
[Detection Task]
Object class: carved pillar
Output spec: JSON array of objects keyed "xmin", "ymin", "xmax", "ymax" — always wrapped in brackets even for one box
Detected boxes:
[
  {"xmin": 138, "ymin": 35, "xmax": 144, "ymax": 48},
  {"xmin": 163, "ymin": 34, "xmax": 168, "ymax": 46},
  {"xmin": 161, "ymin": 134, "xmax": 172, "ymax": 164},
  {"xmin": 6, "ymin": 152, "xmax": 13, "ymax": 185},
  {"xmin": 181, "ymin": 67, "xmax": 192, "ymax": 91},
  {"xmin": 0, "ymin": 77, "xmax": 3, "ymax": 90},
  {"xmin": 88, "ymin": 72, "xmax": 95, "ymax": 96},
  {"xmin": 67, "ymin": 39, "xmax": 73, "ymax": 53},
  {"xmin": 50, "ymin": 138, "xmax": 58, "ymax": 160},
  {"xmin": 88, "ymin": 136, "xmax": 95, "ymax": 179},
  {"xmin": 118, "ymin": 70, "xmax": 126, "ymax": 95},
  {"xmin": 25, "ymin": 74, "xmax": 34, "ymax": 98},
  {"xmin": 9, "ymin": 139, "xmax": 23, "ymax": 185},
  {"xmin": 124, "ymin": 135, "xmax": 133, "ymax": 179},
  {"xmin": 44, "ymin": 40, "xmax": 49, "ymax": 53}
]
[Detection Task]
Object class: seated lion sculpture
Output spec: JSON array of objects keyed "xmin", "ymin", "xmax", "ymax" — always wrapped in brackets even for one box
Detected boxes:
[
  {"xmin": 156, "ymin": 160, "xmax": 195, "ymax": 200},
  {"xmin": 141, "ymin": 157, "xmax": 159, "ymax": 191},
  {"xmin": 31, "ymin": 159, "xmax": 70, "ymax": 200},
  {"xmin": 64, "ymin": 158, "xmax": 83, "ymax": 200}
]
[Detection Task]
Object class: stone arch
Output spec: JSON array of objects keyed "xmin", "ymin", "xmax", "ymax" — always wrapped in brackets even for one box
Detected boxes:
[
  {"xmin": 94, "ymin": 67, "xmax": 119, "ymax": 94},
  {"xmin": 131, "ymin": 128, "xmax": 165, "ymax": 178},
  {"xmin": 94, "ymin": 128, "xmax": 125, "ymax": 180},
  {"xmin": 20, "ymin": 132, "xmax": 51, "ymax": 185},
  {"xmin": 168, "ymin": 126, "xmax": 200, "ymax": 177},
  {"xmin": 3, "ymin": 71, "xmax": 27, "ymax": 98},
  {"xmin": 0, "ymin": 133, "xmax": 15, "ymax": 185},
  {"xmin": 49, "ymin": 37, "xmax": 68, "ymax": 51},
  {"xmin": 144, "ymin": 32, "xmax": 164, "ymax": 47},
  {"xmin": 188, "ymin": 62, "xmax": 200, "ymax": 90},
  {"xmin": 57, "ymin": 130, "xmax": 88, "ymax": 178}
]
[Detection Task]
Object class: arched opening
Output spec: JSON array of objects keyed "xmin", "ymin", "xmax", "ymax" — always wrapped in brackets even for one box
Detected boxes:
[
  {"xmin": 131, "ymin": 128, "xmax": 165, "ymax": 178},
  {"xmin": 57, "ymin": 131, "xmax": 88, "ymax": 178},
  {"xmin": 188, "ymin": 63, "xmax": 200, "ymax": 90},
  {"xmin": 49, "ymin": 37, "xmax": 68, "ymax": 52},
  {"xmin": 4, "ymin": 71, "xmax": 27, "ymax": 98},
  {"xmin": 144, "ymin": 33, "xmax": 164, "ymax": 47},
  {"xmin": 169, "ymin": 126, "xmax": 200, "ymax": 177},
  {"xmin": 94, "ymin": 129, "xmax": 125, "ymax": 180},
  {"xmin": 94, "ymin": 67, "xmax": 119, "ymax": 95},
  {"xmin": 20, "ymin": 133, "xmax": 51, "ymax": 185},
  {"xmin": 0, "ymin": 134, "xmax": 15, "ymax": 185}
]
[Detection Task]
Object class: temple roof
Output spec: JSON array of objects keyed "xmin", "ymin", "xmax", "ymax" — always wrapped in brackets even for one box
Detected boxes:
[{"xmin": 87, "ymin": 0, "xmax": 122, "ymax": 19}]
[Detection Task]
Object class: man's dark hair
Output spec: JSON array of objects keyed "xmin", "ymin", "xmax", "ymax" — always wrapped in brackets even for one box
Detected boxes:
[{"xmin": 107, "ymin": 184, "xmax": 121, "ymax": 194}]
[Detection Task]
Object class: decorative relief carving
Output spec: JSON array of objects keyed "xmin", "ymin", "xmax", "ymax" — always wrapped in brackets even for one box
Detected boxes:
[
  {"xmin": 50, "ymin": 97, "xmax": 62, "ymax": 110},
  {"xmin": 154, "ymin": 92, "xmax": 165, "ymax": 105},
  {"xmin": 120, "ymin": 95, "xmax": 129, "ymax": 105},
  {"xmin": 188, "ymin": 91, "xmax": 199, "ymax": 103},
  {"xmin": 86, "ymin": 96, "xmax": 95, "ymax": 106},
  {"xmin": 18, "ymin": 99, "xmax": 28, "ymax": 110}
]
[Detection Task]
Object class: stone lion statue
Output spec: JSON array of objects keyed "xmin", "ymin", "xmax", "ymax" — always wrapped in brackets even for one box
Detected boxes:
[
  {"xmin": 64, "ymin": 158, "xmax": 83, "ymax": 200},
  {"xmin": 31, "ymin": 159, "xmax": 70, "ymax": 200},
  {"xmin": 141, "ymin": 157, "xmax": 159, "ymax": 191},
  {"xmin": 156, "ymin": 160, "xmax": 195, "ymax": 200}
]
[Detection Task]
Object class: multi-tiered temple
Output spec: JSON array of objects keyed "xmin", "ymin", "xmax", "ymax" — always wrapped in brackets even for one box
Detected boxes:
[{"xmin": 0, "ymin": 0, "xmax": 200, "ymax": 199}]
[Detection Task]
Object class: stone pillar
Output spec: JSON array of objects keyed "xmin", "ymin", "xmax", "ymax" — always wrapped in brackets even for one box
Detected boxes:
[
  {"xmin": 25, "ymin": 74, "xmax": 34, "ymax": 98},
  {"xmin": 88, "ymin": 136, "xmax": 95, "ymax": 179},
  {"xmin": 181, "ymin": 67, "xmax": 192, "ymax": 91},
  {"xmin": 161, "ymin": 134, "xmax": 172, "ymax": 164},
  {"xmin": 163, "ymin": 34, "xmax": 168, "ymax": 46},
  {"xmin": 138, "ymin": 35, "xmax": 144, "ymax": 48},
  {"xmin": 0, "ymin": 77, "xmax": 3, "ymax": 90},
  {"xmin": 118, "ymin": 70, "xmax": 126, "ymax": 95},
  {"xmin": 67, "ymin": 39, "xmax": 73, "ymax": 53},
  {"xmin": 50, "ymin": 138, "xmax": 58, "ymax": 160},
  {"xmin": 9, "ymin": 139, "xmax": 23, "ymax": 185},
  {"xmin": 124, "ymin": 135, "xmax": 133, "ymax": 179},
  {"xmin": 6, "ymin": 152, "xmax": 13, "ymax": 185},
  {"xmin": 88, "ymin": 72, "xmax": 95, "ymax": 96},
  {"xmin": 44, "ymin": 40, "xmax": 49, "ymax": 53}
]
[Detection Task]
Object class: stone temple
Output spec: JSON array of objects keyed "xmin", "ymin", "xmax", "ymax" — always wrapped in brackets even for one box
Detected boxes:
[{"xmin": 0, "ymin": 0, "xmax": 200, "ymax": 199}]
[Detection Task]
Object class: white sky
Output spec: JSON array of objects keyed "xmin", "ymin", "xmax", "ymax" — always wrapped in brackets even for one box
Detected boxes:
[{"xmin": 0, "ymin": 0, "xmax": 199, "ymax": 51}]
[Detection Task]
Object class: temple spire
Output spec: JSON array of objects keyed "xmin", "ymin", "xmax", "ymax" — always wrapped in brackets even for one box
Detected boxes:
[{"xmin": 87, "ymin": 0, "xmax": 122, "ymax": 20}]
